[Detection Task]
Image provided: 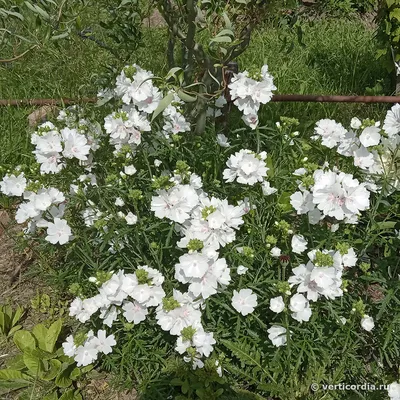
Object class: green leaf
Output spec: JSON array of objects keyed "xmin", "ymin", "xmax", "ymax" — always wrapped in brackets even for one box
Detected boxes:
[
  {"xmin": 1, "ymin": 9, "xmax": 24, "ymax": 20},
  {"xmin": 23, "ymin": 352, "xmax": 44, "ymax": 376},
  {"xmin": 210, "ymin": 36, "xmax": 232, "ymax": 43},
  {"xmin": 24, "ymin": 1, "xmax": 50, "ymax": 19},
  {"xmin": 45, "ymin": 319, "xmax": 62, "ymax": 353},
  {"xmin": 32, "ymin": 324, "xmax": 48, "ymax": 351},
  {"xmin": 165, "ymin": 67, "xmax": 182, "ymax": 81},
  {"xmin": 390, "ymin": 8, "xmax": 400, "ymax": 21},
  {"xmin": 0, "ymin": 379, "xmax": 31, "ymax": 390},
  {"xmin": 59, "ymin": 389, "xmax": 75, "ymax": 400},
  {"xmin": 177, "ymin": 89, "xmax": 197, "ymax": 103},
  {"xmin": 51, "ymin": 32, "xmax": 70, "ymax": 41},
  {"xmin": 8, "ymin": 325, "xmax": 22, "ymax": 337},
  {"xmin": 55, "ymin": 364, "xmax": 74, "ymax": 388},
  {"xmin": 6, "ymin": 355, "xmax": 26, "ymax": 371},
  {"xmin": 69, "ymin": 367, "xmax": 81, "ymax": 380},
  {"xmin": 42, "ymin": 359, "xmax": 62, "ymax": 381},
  {"xmin": 151, "ymin": 92, "xmax": 174, "ymax": 122},
  {"xmin": 13, "ymin": 330, "xmax": 36, "ymax": 352},
  {"xmin": 43, "ymin": 392, "xmax": 58, "ymax": 400},
  {"xmin": 11, "ymin": 306, "xmax": 24, "ymax": 327},
  {"xmin": 0, "ymin": 369, "xmax": 30, "ymax": 381}
]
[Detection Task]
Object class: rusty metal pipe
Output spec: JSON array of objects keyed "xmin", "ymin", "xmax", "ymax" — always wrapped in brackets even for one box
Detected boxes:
[{"xmin": 2, "ymin": 94, "xmax": 400, "ymax": 107}]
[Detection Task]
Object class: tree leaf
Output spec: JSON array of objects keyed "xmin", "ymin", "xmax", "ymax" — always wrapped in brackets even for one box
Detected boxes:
[
  {"xmin": 177, "ymin": 89, "xmax": 197, "ymax": 103},
  {"xmin": 45, "ymin": 319, "xmax": 62, "ymax": 353},
  {"xmin": 13, "ymin": 330, "xmax": 36, "ymax": 352},
  {"xmin": 210, "ymin": 36, "xmax": 232, "ymax": 43},
  {"xmin": 151, "ymin": 92, "xmax": 174, "ymax": 122}
]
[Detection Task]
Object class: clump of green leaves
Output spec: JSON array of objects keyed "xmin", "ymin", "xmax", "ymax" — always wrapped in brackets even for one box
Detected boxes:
[
  {"xmin": 0, "ymin": 304, "xmax": 24, "ymax": 338},
  {"xmin": 0, "ymin": 319, "xmax": 91, "ymax": 400}
]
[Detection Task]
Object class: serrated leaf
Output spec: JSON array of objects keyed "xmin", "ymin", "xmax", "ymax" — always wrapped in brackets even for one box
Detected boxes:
[
  {"xmin": 46, "ymin": 319, "xmax": 62, "ymax": 353},
  {"xmin": 13, "ymin": 330, "xmax": 36, "ymax": 352},
  {"xmin": 151, "ymin": 92, "xmax": 174, "ymax": 122}
]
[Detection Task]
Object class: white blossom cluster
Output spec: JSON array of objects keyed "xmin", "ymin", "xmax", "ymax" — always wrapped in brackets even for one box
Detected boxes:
[
  {"xmin": 15, "ymin": 187, "xmax": 72, "ymax": 244},
  {"xmin": 31, "ymin": 121, "xmax": 97, "ymax": 174},
  {"xmin": 290, "ymin": 168, "xmax": 371, "ymax": 224},
  {"xmin": 150, "ymin": 166, "xmax": 261, "ymax": 364},
  {"xmin": 68, "ymin": 267, "xmax": 165, "ymax": 327},
  {"xmin": 228, "ymin": 65, "xmax": 276, "ymax": 129},
  {"xmin": 313, "ymin": 105, "xmax": 400, "ymax": 193},
  {"xmin": 62, "ymin": 329, "xmax": 116, "ymax": 367}
]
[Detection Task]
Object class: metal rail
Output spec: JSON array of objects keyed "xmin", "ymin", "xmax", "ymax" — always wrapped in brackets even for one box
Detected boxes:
[{"xmin": 2, "ymin": 94, "xmax": 400, "ymax": 107}]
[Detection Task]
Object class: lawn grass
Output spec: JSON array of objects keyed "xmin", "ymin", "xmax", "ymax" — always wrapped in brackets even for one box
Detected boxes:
[{"xmin": 0, "ymin": 15, "xmax": 391, "ymax": 167}]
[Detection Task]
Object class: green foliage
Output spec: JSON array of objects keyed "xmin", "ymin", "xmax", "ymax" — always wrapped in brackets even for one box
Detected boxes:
[
  {"xmin": 0, "ymin": 304, "xmax": 24, "ymax": 338},
  {"xmin": 375, "ymin": 0, "xmax": 400, "ymax": 76},
  {"xmin": 0, "ymin": 320, "xmax": 89, "ymax": 400}
]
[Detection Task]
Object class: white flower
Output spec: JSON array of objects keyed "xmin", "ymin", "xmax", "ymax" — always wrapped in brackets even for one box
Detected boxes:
[
  {"xmin": 115, "ymin": 197, "xmax": 125, "ymax": 207},
  {"xmin": 45, "ymin": 218, "xmax": 72, "ymax": 245},
  {"xmin": 261, "ymin": 181, "xmax": 277, "ymax": 196},
  {"xmin": 92, "ymin": 330, "xmax": 116, "ymax": 355},
  {"xmin": 125, "ymin": 212, "xmax": 138, "ymax": 225},
  {"xmin": 270, "ymin": 247, "xmax": 281, "ymax": 257},
  {"xmin": 350, "ymin": 117, "xmax": 362, "ymax": 130},
  {"xmin": 361, "ymin": 315, "xmax": 374, "ymax": 332},
  {"xmin": 289, "ymin": 293, "xmax": 312, "ymax": 322},
  {"xmin": 293, "ymin": 168, "xmax": 307, "ymax": 176},
  {"xmin": 62, "ymin": 335, "xmax": 76, "ymax": 357},
  {"xmin": 383, "ymin": 103, "xmax": 400, "ymax": 138},
  {"xmin": 154, "ymin": 159, "xmax": 162, "ymax": 167},
  {"xmin": 0, "ymin": 173, "xmax": 27, "ymax": 197},
  {"xmin": 217, "ymin": 134, "xmax": 230, "ymax": 148},
  {"xmin": 267, "ymin": 325, "xmax": 287, "ymax": 347},
  {"xmin": 151, "ymin": 185, "xmax": 199, "ymax": 224},
  {"xmin": 313, "ymin": 119, "xmax": 347, "ymax": 148},
  {"xmin": 74, "ymin": 343, "xmax": 98, "ymax": 367},
  {"xmin": 291, "ymin": 234, "xmax": 308, "ymax": 254},
  {"xmin": 61, "ymin": 128, "xmax": 91, "ymax": 161},
  {"xmin": 388, "ymin": 382, "xmax": 400, "ymax": 400},
  {"xmin": 237, "ymin": 265, "xmax": 248, "ymax": 275},
  {"xmin": 223, "ymin": 149, "xmax": 268, "ymax": 186},
  {"xmin": 231, "ymin": 289, "xmax": 257, "ymax": 316},
  {"xmin": 176, "ymin": 253, "xmax": 209, "ymax": 279},
  {"xmin": 269, "ymin": 296, "xmax": 285, "ymax": 313},
  {"xmin": 359, "ymin": 126, "xmax": 381, "ymax": 148},
  {"xmin": 124, "ymin": 165, "xmax": 137, "ymax": 175},
  {"xmin": 342, "ymin": 247, "xmax": 357, "ymax": 267},
  {"xmin": 122, "ymin": 301, "xmax": 148, "ymax": 324}
]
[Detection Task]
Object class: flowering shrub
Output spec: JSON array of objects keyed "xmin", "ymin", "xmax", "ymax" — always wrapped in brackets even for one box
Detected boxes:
[{"xmin": 1, "ymin": 63, "xmax": 400, "ymax": 399}]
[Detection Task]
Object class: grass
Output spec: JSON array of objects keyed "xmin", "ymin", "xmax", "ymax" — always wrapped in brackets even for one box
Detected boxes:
[{"xmin": 0, "ymin": 14, "xmax": 392, "ymax": 167}]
